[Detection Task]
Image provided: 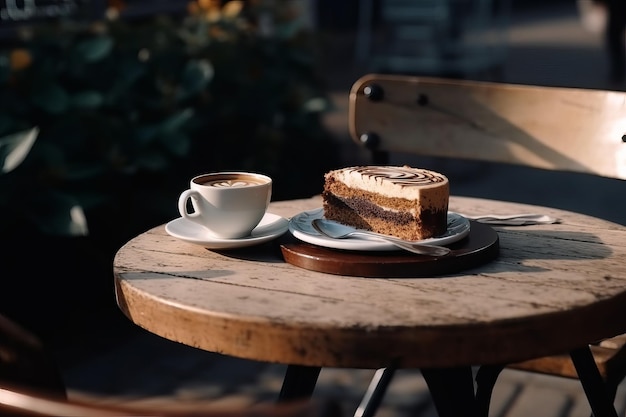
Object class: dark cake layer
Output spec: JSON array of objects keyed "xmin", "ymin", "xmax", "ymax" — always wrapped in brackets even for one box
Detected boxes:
[{"xmin": 322, "ymin": 190, "xmax": 447, "ymax": 241}]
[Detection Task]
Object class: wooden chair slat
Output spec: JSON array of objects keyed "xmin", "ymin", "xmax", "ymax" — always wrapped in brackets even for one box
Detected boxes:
[{"xmin": 349, "ymin": 74, "xmax": 626, "ymax": 179}]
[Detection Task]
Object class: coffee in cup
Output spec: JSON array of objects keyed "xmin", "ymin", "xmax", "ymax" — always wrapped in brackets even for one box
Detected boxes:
[{"xmin": 178, "ymin": 172, "xmax": 272, "ymax": 239}]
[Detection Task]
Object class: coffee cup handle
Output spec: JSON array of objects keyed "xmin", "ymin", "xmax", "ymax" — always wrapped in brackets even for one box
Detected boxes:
[{"xmin": 178, "ymin": 189, "xmax": 204, "ymax": 224}]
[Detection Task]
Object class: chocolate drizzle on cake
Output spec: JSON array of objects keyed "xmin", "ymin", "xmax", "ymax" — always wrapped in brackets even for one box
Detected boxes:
[{"xmin": 349, "ymin": 166, "xmax": 447, "ymax": 186}]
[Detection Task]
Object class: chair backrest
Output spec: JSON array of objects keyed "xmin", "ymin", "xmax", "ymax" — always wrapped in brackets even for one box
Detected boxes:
[{"xmin": 348, "ymin": 74, "xmax": 626, "ymax": 180}]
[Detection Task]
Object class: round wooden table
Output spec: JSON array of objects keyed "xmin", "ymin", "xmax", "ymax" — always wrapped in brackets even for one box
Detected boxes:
[{"xmin": 113, "ymin": 195, "xmax": 626, "ymax": 417}]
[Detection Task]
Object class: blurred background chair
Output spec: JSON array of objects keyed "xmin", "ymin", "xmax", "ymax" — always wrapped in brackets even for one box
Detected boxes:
[
  {"xmin": 355, "ymin": 0, "xmax": 512, "ymax": 80},
  {"xmin": 0, "ymin": 312, "xmax": 341, "ymax": 417},
  {"xmin": 347, "ymin": 73, "xmax": 626, "ymax": 417}
]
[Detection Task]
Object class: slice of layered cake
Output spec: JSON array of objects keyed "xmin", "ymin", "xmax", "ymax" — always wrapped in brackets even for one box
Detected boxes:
[{"xmin": 322, "ymin": 166, "xmax": 449, "ymax": 240}]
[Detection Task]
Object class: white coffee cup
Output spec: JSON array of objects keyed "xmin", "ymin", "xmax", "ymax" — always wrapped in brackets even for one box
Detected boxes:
[{"xmin": 178, "ymin": 172, "xmax": 272, "ymax": 239}]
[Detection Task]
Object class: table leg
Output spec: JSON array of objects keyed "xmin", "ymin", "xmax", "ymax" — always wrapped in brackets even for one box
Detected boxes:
[
  {"xmin": 421, "ymin": 366, "xmax": 477, "ymax": 417},
  {"xmin": 278, "ymin": 365, "xmax": 321, "ymax": 401},
  {"xmin": 569, "ymin": 346, "xmax": 619, "ymax": 417},
  {"xmin": 474, "ymin": 364, "xmax": 505, "ymax": 417},
  {"xmin": 354, "ymin": 367, "xmax": 396, "ymax": 417}
]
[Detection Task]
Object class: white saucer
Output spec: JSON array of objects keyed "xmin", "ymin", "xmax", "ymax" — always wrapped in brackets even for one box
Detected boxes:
[
  {"xmin": 289, "ymin": 208, "xmax": 471, "ymax": 251},
  {"xmin": 166, "ymin": 212, "xmax": 289, "ymax": 250}
]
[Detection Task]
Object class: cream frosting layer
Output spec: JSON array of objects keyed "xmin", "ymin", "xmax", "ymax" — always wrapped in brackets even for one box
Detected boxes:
[{"xmin": 325, "ymin": 166, "xmax": 449, "ymax": 203}]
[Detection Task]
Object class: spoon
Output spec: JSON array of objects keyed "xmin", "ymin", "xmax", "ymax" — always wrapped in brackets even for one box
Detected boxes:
[{"xmin": 311, "ymin": 219, "xmax": 451, "ymax": 257}]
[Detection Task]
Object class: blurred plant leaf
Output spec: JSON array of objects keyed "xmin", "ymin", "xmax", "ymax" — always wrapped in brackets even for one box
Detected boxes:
[
  {"xmin": 303, "ymin": 97, "xmax": 330, "ymax": 113},
  {"xmin": 71, "ymin": 91, "xmax": 104, "ymax": 109},
  {"xmin": 160, "ymin": 131, "xmax": 191, "ymax": 157},
  {"xmin": 136, "ymin": 151, "xmax": 170, "ymax": 171},
  {"xmin": 0, "ymin": 127, "xmax": 38, "ymax": 174},
  {"xmin": 136, "ymin": 108, "xmax": 195, "ymax": 143},
  {"xmin": 160, "ymin": 108, "xmax": 195, "ymax": 134},
  {"xmin": 179, "ymin": 59, "xmax": 214, "ymax": 99},
  {"xmin": 29, "ymin": 191, "xmax": 89, "ymax": 236},
  {"xmin": 63, "ymin": 163, "xmax": 106, "ymax": 181},
  {"xmin": 106, "ymin": 60, "xmax": 145, "ymax": 103},
  {"xmin": 73, "ymin": 36, "xmax": 114, "ymax": 62},
  {"xmin": 32, "ymin": 84, "xmax": 69, "ymax": 114}
]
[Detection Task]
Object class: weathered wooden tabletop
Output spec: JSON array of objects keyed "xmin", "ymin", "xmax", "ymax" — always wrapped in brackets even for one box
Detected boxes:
[{"xmin": 113, "ymin": 195, "xmax": 626, "ymax": 369}]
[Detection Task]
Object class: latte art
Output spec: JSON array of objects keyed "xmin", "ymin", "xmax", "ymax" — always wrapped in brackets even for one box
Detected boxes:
[
  {"xmin": 196, "ymin": 175, "xmax": 268, "ymax": 188},
  {"xmin": 206, "ymin": 180, "xmax": 260, "ymax": 188}
]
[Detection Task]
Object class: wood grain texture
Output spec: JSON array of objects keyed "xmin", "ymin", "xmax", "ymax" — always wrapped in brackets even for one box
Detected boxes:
[
  {"xmin": 114, "ymin": 195, "xmax": 626, "ymax": 369},
  {"xmin": 349, "ymin": 74, "xmax": 626, "ymax": 179}
]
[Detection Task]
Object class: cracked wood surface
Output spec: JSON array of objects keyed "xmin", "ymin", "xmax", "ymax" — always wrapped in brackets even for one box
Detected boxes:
[{"xmin": 113, "ymin": 195, "xmax": 626, "ymax": 369}]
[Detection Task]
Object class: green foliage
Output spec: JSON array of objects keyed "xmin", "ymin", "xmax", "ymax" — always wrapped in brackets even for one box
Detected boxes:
[
  {"xmin": 0, "ymin": 2, "xmax": 339, "ymax": 241},
  {"xmin": 0, "ymin": 127, "xmax": 38, "ymax": 174}
]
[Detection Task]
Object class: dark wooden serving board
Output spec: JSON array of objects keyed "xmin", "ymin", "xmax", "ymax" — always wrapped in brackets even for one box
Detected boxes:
[{"xmin": 279, "ymin": 221, "xmax": 499, "ymax": 278}]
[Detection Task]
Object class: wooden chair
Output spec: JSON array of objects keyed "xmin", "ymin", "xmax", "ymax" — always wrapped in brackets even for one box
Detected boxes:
[
  {"xmin": 0, "ymin": 312, "xmax": 341, "ymax": 417},
  {"xmin": 346, "ymin": 73, "xmax": 626, "ymax": 417}
]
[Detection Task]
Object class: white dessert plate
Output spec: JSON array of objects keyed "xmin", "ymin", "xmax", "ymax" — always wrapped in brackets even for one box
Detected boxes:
[
  {"xmin": 289, "ymin": 208, "xmax": 471, "ymax": 252},
  {"xmin": 165, "ymin": 212, "xmax": 289, "ymax": 250}
]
